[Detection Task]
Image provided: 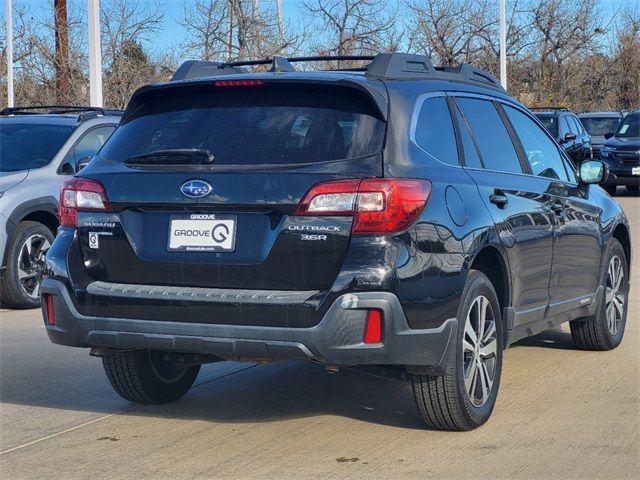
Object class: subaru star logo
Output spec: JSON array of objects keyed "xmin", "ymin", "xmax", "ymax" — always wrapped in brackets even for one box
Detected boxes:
[{"xmin": 180, "ymin": 180, "xmax": 212, "ymax": 198}]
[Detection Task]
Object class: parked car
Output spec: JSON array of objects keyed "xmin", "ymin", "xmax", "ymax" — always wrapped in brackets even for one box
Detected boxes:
[
  {"xmin": 41, "ymin": 54, "xmax": 631, "ymax": 431},
  {"xmin": 0, "ymin": 106, "xmax": 120, "ymax": 308},
  {"xmin": 599, "ymin": 110, "xmax": 640, "ymax": 195},
  {"xmin": 578, "ymin": 111, "xmax": 624, "ymax": 159},
  {"xmin": 533, "ymin": 108, "xmax": 592, "ymax": 166}
]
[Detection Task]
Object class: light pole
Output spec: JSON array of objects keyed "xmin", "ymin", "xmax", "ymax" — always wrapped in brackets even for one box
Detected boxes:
[
  {"xmin": 499, "ymin": 0, "xmax": 507, "ymax": 90},
  {"xmin": 88, "ymin": 0, "xmax": 102, "ymax": 107},
  {"xmin": 6, "ymin": 0, "xmax": 14, "ymax": 107}
]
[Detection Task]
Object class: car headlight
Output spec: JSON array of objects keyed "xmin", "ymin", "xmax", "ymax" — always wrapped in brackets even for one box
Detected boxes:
[{"xmin": 600, "ymin": 146, "xmax": 612, "ymax": 158}]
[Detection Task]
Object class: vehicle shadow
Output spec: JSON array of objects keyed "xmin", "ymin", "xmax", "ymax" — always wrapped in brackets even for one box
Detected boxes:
[{"xmin": 511, "ymin": 327, "xmax": 577, "ymax": 350}]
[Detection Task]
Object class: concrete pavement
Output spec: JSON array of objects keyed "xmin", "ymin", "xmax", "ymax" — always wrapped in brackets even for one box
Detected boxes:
[{"xmin": 1, "ymin": 194, "xmax": 638, "ymax": 480}]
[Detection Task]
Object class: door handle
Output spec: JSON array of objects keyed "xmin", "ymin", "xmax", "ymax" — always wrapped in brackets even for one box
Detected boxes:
[
  {"xmin": 489, "ymin": 189, "xmax": 508, "ymax": 208},
  {"xmin": 550, "ymin": 200, "xmax": 565, "ymax": 215}
]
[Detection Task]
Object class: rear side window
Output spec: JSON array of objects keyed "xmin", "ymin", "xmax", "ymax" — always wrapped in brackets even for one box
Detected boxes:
[
  {"xmin": 504, "ymin": 106, "xmax": 569, "ymax": 182},
  {"xmin": 454, "ymin": 98, "xmax": 522, "ymax": 174},
  {"xmin": 414, "ymin": 97, "xmax": 458, "ymax": 165},
  {"xmin": 99, "ymin": 84, "xmax": 385, "ymax": 167}
]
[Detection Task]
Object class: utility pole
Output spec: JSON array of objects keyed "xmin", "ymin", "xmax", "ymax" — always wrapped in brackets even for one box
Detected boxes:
[
  {"xmin": 5, "ymin": 0, "xmax": 13, "ymax": 107},
  {"xmin": 54, "ymin": 0, "xmax": 70, "ymax": 104},
  {"xmin": 88, "ymin": 0, "xmax": 103, "ymax": 107},
  {"xmin": 499, "ymin": 0, "xmax": 507, "ymax": 90},
  {"xmin": 276, "ymin": 0, "xmax": 284, "ymax": 45}
]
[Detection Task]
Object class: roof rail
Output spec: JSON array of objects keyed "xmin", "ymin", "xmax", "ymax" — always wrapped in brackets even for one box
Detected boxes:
[
  {"xmin": 170, "ymin": 52, "xmax": 505, "ymax": 91},
  {"xmin": 528, "ymin": 106, "xmax": 569, "ymax": 112},
  {"xmin": 0, "ymin": 105, "xmax": 123, "ymax": 116}
]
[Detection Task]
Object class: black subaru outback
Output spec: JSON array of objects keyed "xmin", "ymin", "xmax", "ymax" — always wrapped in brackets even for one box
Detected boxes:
[{"xmin": 42, "ymin": 54, "xmax": 631, "ymax": 431}]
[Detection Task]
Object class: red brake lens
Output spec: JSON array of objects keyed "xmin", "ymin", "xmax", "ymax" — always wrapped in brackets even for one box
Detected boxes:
[
  {"xmin": 363, "ymin": 309, "xmax": 383, "ymax": 344},
  {"xmin": 214, "ymin": 79, "xmax": 265, "ymax": 87},
  {"xmin": 296, "ymin": 178, "xmax": 431, "ymax": 235},
  {"xmin": 59, "ymin": 177, "xmax": 111, "ymax": 227},
  {"xmin": 45, "ymin": 295, "xmax": 56, "ymax": 326}
]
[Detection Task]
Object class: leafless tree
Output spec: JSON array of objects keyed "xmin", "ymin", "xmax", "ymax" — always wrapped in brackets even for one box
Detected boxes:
[
  {"xmin": 302, "ymin": 0, "xmax": 396, "ymax": 67},
  {"xmin": 180, "ymin": 0, "xmax": 304, "ymax": 63}
]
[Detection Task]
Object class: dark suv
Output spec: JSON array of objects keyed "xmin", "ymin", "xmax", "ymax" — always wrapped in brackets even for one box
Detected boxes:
[
  {"xmin": 41, "ymin": 54, "xmax": 631, "ymax": 431},
  {"xmin": 598, "ymin": 110, "xmax": 640, "ymax": 196},
  {"xmin": 533, "ymin": 108, "xmax": 592, "ymax": 166}
]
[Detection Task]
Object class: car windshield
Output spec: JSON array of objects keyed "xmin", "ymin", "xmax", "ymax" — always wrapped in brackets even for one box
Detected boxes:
[
  {"xmin": 0, "ymin": 122, "xmax": 75, "ymax": 172},
  {"xmin": 534, "ymin": 115, "xmax": 558, "ymax": 137},
  {"xmin": 615, "ymin": 113, "xmax": 639, "ymax": 139},
  {"xmin": 100, "ymin": 84, "xmax": 385, "ymax": 167},
  {"xmin": 580, "ymin": 117, "xmax": 621, "ymax": 136}
]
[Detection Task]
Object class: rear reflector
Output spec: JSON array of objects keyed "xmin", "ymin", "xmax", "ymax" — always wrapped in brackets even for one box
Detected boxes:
[
  {"xmin": 214, "ymin": 79, "xmax": 265, "ymax": 87},
  {"xmin": 45, "ymin": 295, "xmax": 56, "ymax": 326},
  {"xmin": 364, "ymin": 310, "xmax": 383, "ymax": 344},
  {"xmin": 59, "ymin": 177, "xmax": 111, "ymax": 228},
  {"xmin": 296, "ymin": 178, "xmax": 431, "ymax": 235}
]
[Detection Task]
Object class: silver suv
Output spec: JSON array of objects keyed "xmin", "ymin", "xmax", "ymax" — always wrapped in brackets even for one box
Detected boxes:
[{"xmin": 0, "ymin": 106, "xmax": 120, "ymax": 308}]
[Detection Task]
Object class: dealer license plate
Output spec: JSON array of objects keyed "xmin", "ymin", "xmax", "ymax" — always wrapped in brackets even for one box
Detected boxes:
[{"xmin": 168, "ymin": 214, "xmax": 236, "ymax": 252}]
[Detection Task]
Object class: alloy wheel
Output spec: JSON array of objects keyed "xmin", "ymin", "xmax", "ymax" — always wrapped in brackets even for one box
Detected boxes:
[
  {"xmin": 462, "ymin": 295, "xmax": 498, "ymax": 407},
  {"xmin": 18, "ymin": 234, "xmax": 50, "ymax": 299},
  {"xmin": 605, "ymin": 255, "xmax": 625, "ymax": 336}
]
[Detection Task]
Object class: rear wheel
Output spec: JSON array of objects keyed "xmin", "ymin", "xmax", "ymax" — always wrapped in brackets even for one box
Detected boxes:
[
  {"xmin": 0, "ymin": 221, "xmax": 53, "ymax": 309},
  {"xmin": 570, "ymin": 239, "xmax": 629, "ymax": 350},
  {"xmin": 411, "ymin": 270, "xmax": 503, "ymax": 431},
  {"xmin": 102, "ymin": 350, "xmax": 200, "ymax": 404}
]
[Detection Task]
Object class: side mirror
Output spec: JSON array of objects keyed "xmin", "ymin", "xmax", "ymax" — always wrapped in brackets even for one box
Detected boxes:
[
  {"xmin": 563, "ymin": 132, "xmax": 577, "ymax": 143},
  {"xmin": 578, "ymin": 160, "xmax": 607, "ymax": 185},
  {"xmin": 58, "ymin": 161, "xmax": 76, "ymax": 175},
  {"xmin": 604, "ymin": 132, "xmax": 614, "ymax": 139},
  {"xmin": 77, "ymin": 156, "xmax": 92, "ymax": 171}
]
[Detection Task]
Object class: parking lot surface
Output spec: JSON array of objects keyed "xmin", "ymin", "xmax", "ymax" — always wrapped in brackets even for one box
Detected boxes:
[{"xmin": 1, "ymin": 193, "xmax": 638, "ymax": 480}]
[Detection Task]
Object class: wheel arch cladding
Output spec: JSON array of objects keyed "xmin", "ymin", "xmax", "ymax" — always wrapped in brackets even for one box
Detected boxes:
[
  {"xmin": 470, "ymin": 246, "xmax": 510, "ymax": 319},
  {"xmin": 612, "ymin": 223, "xmax": 631, "ymax": 271}
]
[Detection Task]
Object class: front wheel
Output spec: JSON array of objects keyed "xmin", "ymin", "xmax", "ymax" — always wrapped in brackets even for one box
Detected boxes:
[
  {"xmin": 102, "ymin": 350, "xmax": 200, "ymax": 404},
  {"xmin": 570, "ymin": 239, "xmax": 629, "ymax": 350},
  {"xmin": 411, "ymin": 270, "xmax": 503, "ymax": 431}
]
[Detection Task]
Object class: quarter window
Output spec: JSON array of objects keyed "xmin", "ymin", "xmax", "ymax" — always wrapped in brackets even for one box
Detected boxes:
[
  {"xmin": 504, "ymin": 106, "xmax": 569, "ymax": 182},
  {"xmin": 66, "ymin": 126, "xmax": 116, "ymax": 165},
  {"xmin": 414, "ymin": 97, "xmax": 459, "ymax": 165},
  {"xmin": 454, "ymin": 98, "xmax": 522, "ymax": 174}
]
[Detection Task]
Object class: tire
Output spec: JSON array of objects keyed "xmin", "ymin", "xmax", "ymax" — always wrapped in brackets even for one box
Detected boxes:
[
  {"xmin": 102, "ymin": 350, "xmax": 201, "ymax": 404},
  {"xmin": 0, "ymin": 221, "xmax": 54, "ymax": 309},
  {"xmin": 604, "ymin": 185, "xmax": 617, "ymax": 196},
  {"xmin": 570, "ymin": 239, "xmax": 629, "ymax": 351},
  {"xmin": 626, "ymin": 185, "xmax": 639, "ymax": 195},
  {"xmin": 411, "ymin": 270, "xmax": 503, "ymax": 431}
]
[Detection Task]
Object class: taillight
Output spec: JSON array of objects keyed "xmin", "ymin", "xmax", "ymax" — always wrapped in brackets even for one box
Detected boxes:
[
  {"xmin": 295, "ymin": 178, "xmax": 431, "ymax": 235},
  {"xmin": 59, "ymin": 177, "xmax": 111, "ymax": 228}
]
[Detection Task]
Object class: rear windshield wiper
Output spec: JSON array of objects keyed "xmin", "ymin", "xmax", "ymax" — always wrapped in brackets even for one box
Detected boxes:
[{"xmin": 122, "ymin": 149, "xmax": 215, "ymax": 165}]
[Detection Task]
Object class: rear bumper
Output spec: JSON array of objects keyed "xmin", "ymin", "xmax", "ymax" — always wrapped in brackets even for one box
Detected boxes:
[{"xmin": 41, "ymin": 278, "xmax": 457, "ymax": 373}]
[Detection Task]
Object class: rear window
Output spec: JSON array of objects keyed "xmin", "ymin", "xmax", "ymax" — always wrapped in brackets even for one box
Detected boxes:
[
  {"xmin": 99, "ymin": 84, "xmax": 385, "ymax": 167},
  {"xmin": 534, "ymin": 115, "xmax": 558, "ymax": 137},
  {"xmin": 0, "ymin": 122, "xmax": 74, "ymax": 172},
  {"xmin": 580, "ymin": 116, "xmax": 621, "ymax": 136}
]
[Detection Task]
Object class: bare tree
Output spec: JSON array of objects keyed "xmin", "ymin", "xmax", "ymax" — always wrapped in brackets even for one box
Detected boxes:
[
  {"xmin": 100, "ymin": 0, "xmax": 164, "ymax": 108},
  {"xmin": 302, "ymin": 0, "xmax": 396, "ymax": 64},
  {"xmin": 405, "ymin": 0, "xmax": 495, "ymax": 66},
  {"xmin": 180, "ymin": 0, "xmax": 303, "ymax": 63}
]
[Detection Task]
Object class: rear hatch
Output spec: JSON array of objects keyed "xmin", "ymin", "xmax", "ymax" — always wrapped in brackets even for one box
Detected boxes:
[{"xmin": 75, "ymin": 79, "xmax": 387, "ymax": 291}]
